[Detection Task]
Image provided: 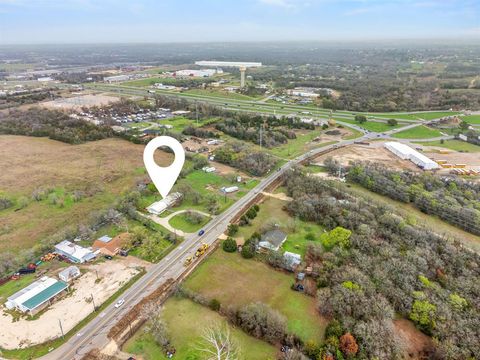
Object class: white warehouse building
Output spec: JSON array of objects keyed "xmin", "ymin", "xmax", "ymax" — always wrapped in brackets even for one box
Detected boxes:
[{"xmin": 384, "ymin": 142, "xmax": 439, "ymax": 170}]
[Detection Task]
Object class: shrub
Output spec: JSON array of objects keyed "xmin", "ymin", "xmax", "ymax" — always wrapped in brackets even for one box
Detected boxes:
[
  {"xmin": 236, "ymin": 302, "xmax": 287, "ymax": 343},
  {"xmin": 339, "ymin": 333, "xmax": 359, "ymax": 357},
  {"xmin": 222, "ymin": 237, "xmax": 237, "ymax": 253},
  {"xmin": 227, "ymin": 223, "xmax": 239, "ymax": 236},
  {"xmin": 325, "ymin": 319, "xmax": 344, "ymax": 339},
  {"xmin": 0, "ymin": 196, "xmax": 13, "ymax": 210},
  {"xmin": 241, "ymin": 239, "xmax": 255, "ymax": 259},
  {"xmin": 208, "ymin": 298, "xmax": 221, "ymax": 311},
  {"xmin": 320, "ymin": 227, "xmax": 351, "ymax": 251},
  {"xmin": 409, "ymin": 300, "xmax": 436, "ymax": 334}
]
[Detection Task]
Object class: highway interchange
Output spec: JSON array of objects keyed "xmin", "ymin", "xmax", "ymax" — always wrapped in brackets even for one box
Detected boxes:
[{"xmin": 38, "ymin": 86, "xmax": 453, "ymax": 360}]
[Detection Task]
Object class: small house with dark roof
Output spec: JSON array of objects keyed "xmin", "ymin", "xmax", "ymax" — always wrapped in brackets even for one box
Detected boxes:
[{"xmin": 258, "ymin": 229, "xmax": 287, "ymax": 252}]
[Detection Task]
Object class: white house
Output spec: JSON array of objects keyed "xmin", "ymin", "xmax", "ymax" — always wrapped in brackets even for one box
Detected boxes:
[
  {"xmin": 58, "ymin": 266, "xmax": 81, "ymax": 282},
  {"xmin": 55, "ymin": 240, "xmax": 96, "ymax": 263},
  {"xmin": 146, "ymin": 192, "xmax": 183, "ymax": 216},
  {"xmin": 221, "ymin": 186, "xmax": 239, "ymax": 194}
]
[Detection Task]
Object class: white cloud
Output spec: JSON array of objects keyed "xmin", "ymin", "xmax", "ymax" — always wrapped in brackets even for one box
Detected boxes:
[{"xmin": 258, "ymin": 0, "xmax": 297, "ymax": 9}]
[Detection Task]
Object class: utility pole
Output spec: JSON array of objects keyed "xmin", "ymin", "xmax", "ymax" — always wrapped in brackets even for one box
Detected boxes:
[
  {"xmin": 58, "ymin": 319, "xmax": 64, "ymax": 339},
  {"xmin": 195, "ymin": 101, "xmax": 199, "ymax": 126},
  {"xmin": 91, "ymin": 293, "xmax": 96, "ymax": 311}
]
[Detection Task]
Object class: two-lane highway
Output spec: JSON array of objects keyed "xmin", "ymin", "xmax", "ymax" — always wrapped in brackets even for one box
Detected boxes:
[{"xmin": 40, "ymin": 134, "xmax": 368, "ymax": 360}]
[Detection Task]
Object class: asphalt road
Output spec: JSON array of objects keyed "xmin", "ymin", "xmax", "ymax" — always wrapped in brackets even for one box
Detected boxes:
[
  {"xmin": 38, "ymin": 134, "xmax": 369, "ymax": 360},
  {"xmin": 38, "ymin": 116, "xmax": 439, "ymax": 360}
]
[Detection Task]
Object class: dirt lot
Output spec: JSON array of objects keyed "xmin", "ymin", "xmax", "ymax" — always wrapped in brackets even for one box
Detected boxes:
[
  {"xmin": 0, "ymin": 135, "xmax": 171, "ymax": 252},
  {"xmin": 0, "ymin": 257, "xmax": 147, "ymax": 349},
  {"xmin": 312, "ymin": 143, "xmax": 419, "ymax": 171},
  {"xmin": 41, "ymin": 93, "xmax": 119, "ymax": 110},
  {"xmin": 425, "ymin": 150, "xmax": 480, "ymax": 171}
]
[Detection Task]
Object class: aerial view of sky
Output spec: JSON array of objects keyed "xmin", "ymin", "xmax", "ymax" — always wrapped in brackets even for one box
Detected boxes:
[{"xmin": 0, "ymin": 0, "xmax": 479, "ymax": 43}]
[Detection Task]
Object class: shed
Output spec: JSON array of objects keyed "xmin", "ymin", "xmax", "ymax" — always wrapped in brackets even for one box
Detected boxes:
[{"xmin": 58, "ymin": 266, "xmax": 81, "ymax": 282}]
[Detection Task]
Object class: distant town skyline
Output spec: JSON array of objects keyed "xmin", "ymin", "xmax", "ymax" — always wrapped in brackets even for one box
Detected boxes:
[{"xmin": 0, "ymin": 0, "xmax": 479, "ymax": 44}]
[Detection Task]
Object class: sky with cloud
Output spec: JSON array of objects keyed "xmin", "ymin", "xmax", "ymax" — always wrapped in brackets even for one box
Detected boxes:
[{"xmin": 0, "ymin": 0, "xmax": 478, "ymax": 43}]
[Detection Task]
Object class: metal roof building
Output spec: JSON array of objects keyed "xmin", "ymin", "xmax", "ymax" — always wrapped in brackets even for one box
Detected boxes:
[
  {"xmin": 5, "ymin": 277, "xmax": 68, "ymax": 314},
  {"xmin": 384, "ymin": 142, "xmax": 439, "ymax": 170},
  {"xmin": 146, "ymin": 192, "xmax": 182, "ymax": 216},
  {"xmin": 55, "ymin": 240, "xmax": 96, "ymax": 263}
]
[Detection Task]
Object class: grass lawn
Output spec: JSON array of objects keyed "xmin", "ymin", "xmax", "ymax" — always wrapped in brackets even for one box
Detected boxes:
[
  {"xmin": 416, "ymin": 139, "xmax": 480, "ymax": 152},
  {"xmin": 186, "ymin": 89, "xmax": 256, "ymax": 101},
  {"xmin": 391, "ymin": 125, "xmax": 443, "ymax": 139},
  {"xmin": 269, "ymin": 132, "xmax": 337, "ymax": 159},
  {"xmin": 124, "ymin": 297, "xmax": 277, "ymax": 360},
  {"xmin": 336, "ymin": 118, "xmax": 400, "ymax": 132},
  {"xmin": 461, "ymin": 115, "xmax": 480, "ymax": 124},
  {"xmin": 168, "ymin": 212, "xmax": 209, "ymax": 233},
  {"xmin": 343, "ymin": 127, "xmax": 364, "ymax": 140},
  {"xmin": 121, "ymin": 77, "xmax": 169, "ymax": 87},
  {"xmin": 184, "ymin": 250, "xmax": 328, "ymax": 344},
  {"xmin": 369, "ymin": 111, "xmax": 460, "ymax": 121},
  {"xmin": 237, "ymin": 197, "xmax": 324, "ymax": 256}
]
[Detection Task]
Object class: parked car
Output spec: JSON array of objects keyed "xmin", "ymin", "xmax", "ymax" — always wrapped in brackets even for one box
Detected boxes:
[
  {"xmin": 104, "ymin": 255, "xmax": 113, "ymax": 260},
  {"xmin": 114, "ymin": 299, "xmax": 125, "ymax": 308}
]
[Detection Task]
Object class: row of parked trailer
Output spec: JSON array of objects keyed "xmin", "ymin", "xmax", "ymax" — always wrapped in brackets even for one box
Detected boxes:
[{"xmin": 450, "ymin": 168, "xmax": 480, "ymax": 176}]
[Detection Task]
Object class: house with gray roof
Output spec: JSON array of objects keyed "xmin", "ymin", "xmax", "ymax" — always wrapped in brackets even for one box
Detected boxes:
[{"xmin": 258, "ymin": 229, "xmax": 287, "ymax": 252}]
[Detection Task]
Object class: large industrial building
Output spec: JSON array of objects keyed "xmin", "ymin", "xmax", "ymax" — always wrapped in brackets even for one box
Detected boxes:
[
  {"xmin": 195, "ymin": 61, "xmax": 262, "ymax": 88},
  {"xmin": 5, "ymin": 277, "xmax": 69, "ymax": 314},
  {"xmin": 384, "ymin": 142, "xmax": 439, "ymax": 170}
]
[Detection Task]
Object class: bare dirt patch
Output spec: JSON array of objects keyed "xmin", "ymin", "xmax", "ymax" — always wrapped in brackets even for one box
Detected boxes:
[
  {"xmin": 313, "ymin": 143, "xmax": 419, "ymax": 171},
  {"xmin": 41, "ymin": 93, "xmax": 119, "ymax": 110},
  {"xmin": 0, "ymin": 257, "xmax": 146, "ymax": 349},
  {"xmin": 394, "ymin": 319, "xmax": 433, "ymax": 359}
]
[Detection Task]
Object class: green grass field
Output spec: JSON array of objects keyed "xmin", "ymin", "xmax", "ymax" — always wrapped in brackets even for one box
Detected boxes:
[
  {"xmin": 140, "ymin": 170, "xmax": 259, "ymax": 218},
  {"xmin": 417, "ymin": 139, "xmax": 480, "ymax": 152},
  {"xmin": 369, "ymin": 111, "xmax": 460, "ymax": 121},
  {"xmin": 336, "ymin": 118, "xmax": 400, "ymax": 132},
  {"xmin": 121, "ymin": 77, "xmax": 174, "ymax": 87},
  {"xmin": 184, "ymin": 249, "xmax": 328, "ymax": 343},
  {"xmin": 391, "ymin": 125, "xmax": 443, "ymax": 139},
  {"xmin": 461, "ymin": 115, "xmax": 480, "ymax": 124},
  {"xmin": 237, "ymin": 197, "xmax": 325, "ymax": 256},
  {"xmin": 186, "ymin": 89, "xmax": 256, "ymax": 101},
  {"xmin": 168, "ymin": 212, "xmax": 210, "ymax": 233},
  {"xmin": 124, "ymin": 297, "xmax": 277, "ymax": 360}
]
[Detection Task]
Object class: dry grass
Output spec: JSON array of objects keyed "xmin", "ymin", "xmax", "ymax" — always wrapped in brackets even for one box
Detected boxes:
[{"xmin": 0, "ymin": 135, "xmax": 171, "ymax": 252}]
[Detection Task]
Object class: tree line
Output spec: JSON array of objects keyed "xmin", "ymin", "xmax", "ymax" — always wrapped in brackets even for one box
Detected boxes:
[
  {"xmin": 282, "ymin": 169, "xmax": 479, "ymax": 359},
  {"xmin": 325, "ymin": 159, "xmax": 480, "ymax": 236}
]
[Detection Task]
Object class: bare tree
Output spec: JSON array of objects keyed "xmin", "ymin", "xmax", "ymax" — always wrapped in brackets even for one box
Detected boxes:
[
  {"xmin": 141, "ymin": 302, "xmax": 169, "ymax": 347},
  {"xmin": 196, "ymin": 323, "xmax": 239, "ymax": 360}
]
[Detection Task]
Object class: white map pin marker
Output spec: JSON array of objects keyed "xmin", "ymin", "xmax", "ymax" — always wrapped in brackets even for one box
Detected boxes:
[{"xmin": 143, "ymin": 136, "xmax": 185, "ymax": 199}]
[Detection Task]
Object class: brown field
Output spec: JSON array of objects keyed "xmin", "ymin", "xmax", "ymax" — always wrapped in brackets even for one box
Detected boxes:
[{"xmin": 0, "ymin": 135, "xmax": 171, "ymax": 252}]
